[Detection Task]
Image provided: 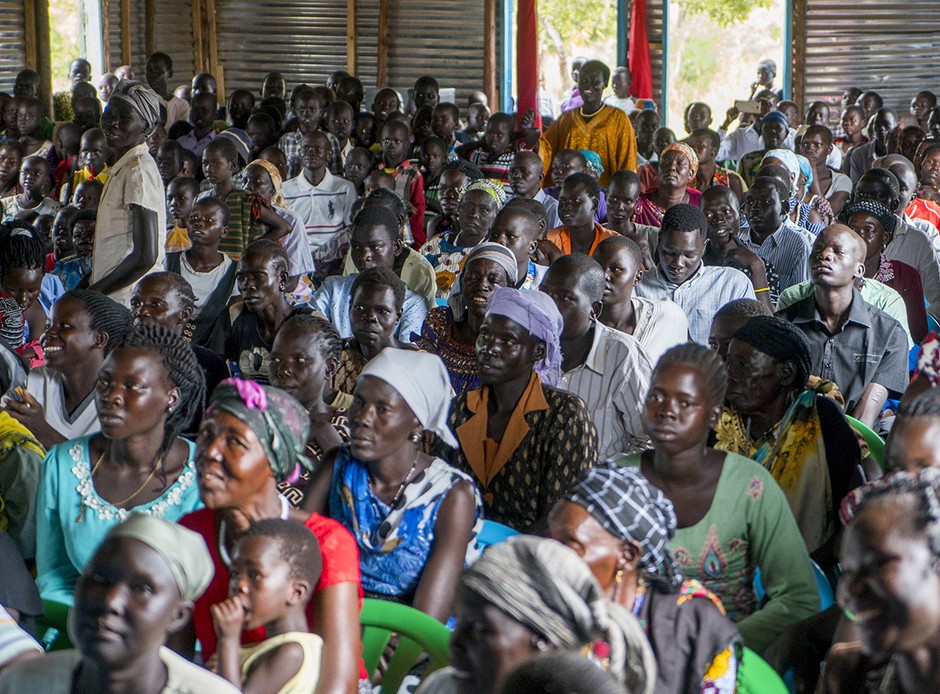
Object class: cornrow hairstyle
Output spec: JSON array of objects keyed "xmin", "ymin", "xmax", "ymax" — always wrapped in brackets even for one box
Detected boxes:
[
  {"xmin": 854, "ymin": 468, "xmax": 940, "ymax": 571},
  {"xmin": 654, "ymin": 342, "xmax": 729, "ymax": 406},
  {"xmin": 898, "ymin": 386, "xmax": 940, "ymax": 419},
  {"xmin": 0, "ymin": 221, "xmax": 45, "ymax": 275},
  {"xmin": 65, "ymin": 289, "xmax": 134, "ymax": 355},
  {"xmin": 278, "ymin": 312, "xmax": 343, "ymax": 364},
  {"xmin": 113, "ymin": 322, "xmax": 205, "ymax": 460},
  {"xmin": 351, "ymin": 266, "xmax": 406, "ymax": 311},
  {"xmin": 140, "ymin": 271, "xmax": 198, "ymax": 313},
  {"xmin": 242, "ymin": 517, "xmax": 323, "ymax": 585},
  {"xmin": 242, "ymin": 239, "xmax": 289, "ymax": 276},
  {"xmin": 440, "ymin": 159, "xmax": 485, "ymax": 181}
]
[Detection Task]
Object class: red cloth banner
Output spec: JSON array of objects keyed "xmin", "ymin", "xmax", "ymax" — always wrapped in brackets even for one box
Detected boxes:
[
  {"xmin": 517, "ymin": 0, "xmax": 542, "ymax": 129},
  {"xmin": 629, "ymin": 0, "xmax": 653, "ymax": 99}
]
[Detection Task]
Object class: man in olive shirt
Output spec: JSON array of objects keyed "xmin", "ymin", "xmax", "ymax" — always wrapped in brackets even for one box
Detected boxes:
[{"xmin": 776, "ymin": 224, "xmax": 908, "ymax": 427}]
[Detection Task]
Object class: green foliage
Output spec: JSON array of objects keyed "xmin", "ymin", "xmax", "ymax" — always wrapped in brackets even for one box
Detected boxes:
[
  {"xmin": 539, "ymin": 0, "xmax": 618, "ymax": 48},
  {"xmin": 678, "ymin": 34, "xmax": 719, "ymax": 84},
  {"xmin": 679, "ymin": 0, "xmax": 774, "ymax": 27}
]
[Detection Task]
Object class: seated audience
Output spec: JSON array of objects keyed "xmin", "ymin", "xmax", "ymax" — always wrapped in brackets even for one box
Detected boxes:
[
  {"xmin": 688, "ymin": 128, "xmax": 745, "ymax": 203},
  {"xmin": 165, "ymin": 175, "xmax": 198, "ymax": 253},
  {"xmin": 487, "ymin": 205, "xmax": 549, "ymax": 291},
  {"xmin": 800, "ymin": 124, "xmax": 853, "ymax": 216},
  {"xmin": 708, "ymin": 298, "xmax": 771, "ymax": 360},
  {"xmin": 376, "ymin": 119, "xmax": 426, "ymax": 245},
  {"xmin": 635, "ymin": 143, "xmax": 703, "ymax": 227},
  {"xmin": 636, "ymin": 204, "xmax": 756, "ymax": 345},
  {"xmin": 592, "ymin": 235, "xmax": 688, "ymax": 362},
  {"xmin": 0, "ymin": 514, "xmax": 237, "ymax": 693},
  {"xmin": 777, "ymin": 224, "xmax": 909, "ymax": 426},
  {"xmin": 842, "ymin": 108, "xmax": 897, "ymax": 185},
  {"xmin": 176, "ymin": 379, "xmax": 363, "ymax": 692},
  {"xmin": 508, "ymin": 150, "xmax": 561, "ymax": 228},
  {"xmin": 541, "ymin": 254, "xmax": 652, "ymax": 457},
  {"xmin": 414, "ymin": 242, "xmax": 517, "ymax": 395},
  {"xmin": 35, "ymin": 323, "xmax": 205, "ymax": 605},
  {"xmin": 613, "ymin": 343, "xmax": 819, "ymax": 653},
  {"xmin": 418, "ymin": 536, "xmax": 655, "ymax": 693},
  {"xmin": 438, "ymin": 287, "xmax": 597, "ymax": 531},
  {"xmin": 547, "ymin": 172, "xmax": 616, "ymax": 254},
  {"xmin": 549, "ymin": 465, "xmax": 741, "ymax": 693}
]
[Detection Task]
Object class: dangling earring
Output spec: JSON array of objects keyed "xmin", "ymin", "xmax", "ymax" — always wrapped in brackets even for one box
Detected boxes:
[
  {"xmin": 409, "ymin": 431, "xmax": 422, "ymax": 444},
  {"xmin": 615, "ymin": 567, "xmax": 624, "ymax": 584},
  {"xmin": 531, "ymin": 635, "xmax": 549, "ymax": 652}
]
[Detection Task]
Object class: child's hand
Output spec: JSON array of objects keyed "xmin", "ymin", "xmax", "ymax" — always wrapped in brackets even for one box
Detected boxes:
[
  {"xmin": 520, "ymin": 108, "xmax": 537, "ymax": 129},
  {"xmin": 211, "ymin": 596, "xmax": 247, "ymax": 640}
]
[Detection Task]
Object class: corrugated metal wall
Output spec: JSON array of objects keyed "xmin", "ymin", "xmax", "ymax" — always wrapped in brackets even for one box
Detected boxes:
[
  {"xmin": 106, "ymin": 0, "xmax": 195, "ymax": 84},
  {"xmin": 216, "ymin": 0, "xmax": 348, "ymax": 98},
  {"xmin": 646, "ymin": 0, "xmax": 663, "ymax": 108},
  {"xmin": 0, "ymin": 0, "xmax": 28, "ymax": 93},
  {"xmin": 800, "ymin": 0, "xmax": 940, "ymax": 112}
]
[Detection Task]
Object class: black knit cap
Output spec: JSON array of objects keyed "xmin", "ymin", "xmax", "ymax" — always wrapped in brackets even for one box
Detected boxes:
[
  {"xmin": 839, "ymin": 199, "xmax": 897, "ymax": 239},
  {"xmin": 732, "ymin": 315, "xmax": 812, "ymax": 387},
  {"xmin": 661, "ymin": 203, "xmax": 708, "ymax": 236}
]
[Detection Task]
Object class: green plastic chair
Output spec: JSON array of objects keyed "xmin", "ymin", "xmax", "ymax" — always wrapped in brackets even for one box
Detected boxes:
[
  {"xmin": 35, "ymin": 599, "xmax": 73, "ymax": 651},
  {"xmin": 737, "ymin": 647, "xmax": 789, "ymax": 694},
  {"xmin": 845, "ymin": 415, "xmax": 885, "ymax": 469},
  {"xmin": 360, "ymin": 598, "xmax": 450, "ymax": 691}
]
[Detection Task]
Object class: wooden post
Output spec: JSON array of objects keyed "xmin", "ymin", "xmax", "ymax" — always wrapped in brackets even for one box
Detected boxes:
[
  {"xmin": 377, "ymin": 0, "xmax": 389, "ymax": 87},
  {"xmin": 204, "ymin": 0, "xmax": 223, "ymax": 96},
  {"xmin": 791, "ymin": 0, "xmax": 807, "ymax": 109},
  {"xmin": 347, "ymin": 0, "xmax": 357, "ymax": 76},
  {"xmin": 192, "ymin": 0, "xmax": 205, "ymax": 74},
  {"xmin": 484, "ymin": 0, "xmax": 497, "ymax": 107},
  {"xmin": 120, "ymin": 0, "xmax": 131, "ymax": 66},
  {"xmin": 23, "ymin": 0, "xmax": 53, "ymax": 114},
  {"xmin": 144, "ymin": 0, "xmax": 156, "ymax": 57},
  {"xmin": 23, "ymin": 1, "xmax": 37, "ymax": 69},
  {"xmin": 102, "ymin": 0, "xmax": 111, "ymax": 70}
]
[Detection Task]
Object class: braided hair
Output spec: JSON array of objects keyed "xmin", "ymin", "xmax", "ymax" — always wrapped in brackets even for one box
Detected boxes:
[
  {"xmin": 140, "ymin": 271, "xmax": 198, "ymax": 313},
  {"xmin": 64, "ymin": 290, "xmax": 134, "ymax": 355},
  {"xmin": 853, "ymin": 469, "xmax": 940, "ymax": 572},
  {"xmin": 653, "ymin": 342, "xmax": 729, "ymax": 406},
  {"xmin": 278, "ymin": 312, "xmax": 343, "ymax": 365},
  {"xmin": 112, "ymin": 322, "xmax": 205, "ymax": 458},
  {"xmin": 0, "ymin": 221, "xmax": 45, "ymax": 276}
]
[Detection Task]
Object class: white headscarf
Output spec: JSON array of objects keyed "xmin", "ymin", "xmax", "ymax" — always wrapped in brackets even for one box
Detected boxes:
[
  {"xmin": 761, "ymin": 149, "xmax": 800, "ymax": 196},
  {"xmin": 359, "ymin": 348, "xmax": 458, "ymax": 447}
]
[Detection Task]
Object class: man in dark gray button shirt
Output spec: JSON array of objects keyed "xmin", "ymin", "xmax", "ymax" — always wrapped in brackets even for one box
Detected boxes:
[{"xmin": 776, "ymin": 224, "xmax": 909, "ymax": 426}]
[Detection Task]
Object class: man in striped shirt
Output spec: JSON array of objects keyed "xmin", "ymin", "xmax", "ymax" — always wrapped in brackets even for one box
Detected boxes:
[
  {"xmin": 540, "ymin": 253, "xmax": 653, "ymax": 458},
  {"xmin": 281, "ymin": 131, "xmax": 356, "ymax": 251}
]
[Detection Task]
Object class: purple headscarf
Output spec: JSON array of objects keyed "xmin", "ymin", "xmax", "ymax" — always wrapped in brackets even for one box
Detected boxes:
[{"xmin": 485, "ymin": 287, "xmax": 564, "ymax": 385}]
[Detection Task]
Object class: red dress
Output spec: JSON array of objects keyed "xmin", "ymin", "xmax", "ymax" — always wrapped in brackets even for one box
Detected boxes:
[{"xmin": 180, "ymin": 508, "xmax": 364, "ymax": 667}]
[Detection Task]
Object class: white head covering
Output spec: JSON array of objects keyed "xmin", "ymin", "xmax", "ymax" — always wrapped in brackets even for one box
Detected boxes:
[
  {"xmin": 761, "ymin": 149, "xmax": 800, "ymax": 196},
  {"xmin": 358, "ymin": 348, "xmax": 458, "ymax": 447}
]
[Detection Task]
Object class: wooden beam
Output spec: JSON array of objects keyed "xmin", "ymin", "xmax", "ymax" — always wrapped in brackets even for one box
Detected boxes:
[
  {"xmin": 102, "ymin": 0, "xmax": 111, "ymax": 70},
  {"xmin": 791, "ymin": 0, "xmax": 807, "ymax": 109},
  {"xmin": 346, "ymin": 0, "xmax": 357, "ymax": 76},
  {"xmin": 192, "ymin": 0, "xmax": 205, "ymax": 74},
  {"xmin": 23, "ymin": 0, "xmax": 37, "ymax": 69},
  {"xmin": 377, "ymin": 0, "xmax": 390, "ymax": 87},
  {"xmin": 204, "ymin": 0, "xmax": 223, "ymax": 96},
  {"xmin": 120, "ymin": 0, "xmax": 131, "ymax": 65},
  {"xmin": 144, "ymin": 0, "xmax": 157, "ymax": 57},
  {"xmin": 484, "ymin": 0, "xmax": 497, "ymax": 106}
]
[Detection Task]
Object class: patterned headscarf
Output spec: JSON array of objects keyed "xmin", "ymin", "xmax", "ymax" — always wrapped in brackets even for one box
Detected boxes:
[
  {"xmin": 839, "ymin": 199, "xmax": 898, "ymax": 239},
  {"xmin": 796, "ymin": 154, "xmax": 814, "ymax": 194},
  {"xmin": 108, "ymin": 79, "xmax": 162, "ymax": 131},
  {"xmin": 359, "ymin": 348, "xmax": 458, "ymax": 447},
  {"xmin": 564, "ymin": 464, "xmax": 683, "ymax": 592},
  {"xmin": 447, "ymin": 242, "xmax": 519, "ymax": 319},
  {"xmin": 460, "ymin": 535, "xmax": 657, "ymax": 693},
  {"xmin": 485, "ymin": 287, "xmax": 564, "ymax": 385},
  {"xmin": 662, "ymin": 141, "xmax": 699, "ymax": 177},
  {"xmin": 579, "ymin": 149, "xmax": 605, "ymax": 178},
  {"xmin": 247, "ymin": 158, "xmax": 287, "ymax": 208},
  {"xmin": 0, "ymin": 294, "xmax": 24, "ymax": 351},
  {"xmin": 761, "ymin": 149, "xmax": 800, "ymax": 196},
  {"xmin": 465, "ymin": 178, "xmax": 507, "ymax": 208},
  {"xmin": 207, "ymin": 379, "xmax": 313, "ymax": 483}
]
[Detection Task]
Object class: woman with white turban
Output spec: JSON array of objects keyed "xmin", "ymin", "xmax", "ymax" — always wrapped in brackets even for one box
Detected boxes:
[
  {"xmin": 303, "ymin": 348, "xmax": 483, "ymax": 623},
  {"xmin": 89, "ymin": 79, "xmax": 167, "ymax": 307}
]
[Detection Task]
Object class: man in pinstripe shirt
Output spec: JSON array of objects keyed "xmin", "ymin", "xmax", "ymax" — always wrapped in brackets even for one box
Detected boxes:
[{"xmin": 540, "ymin": 254, "xmax": 653, "ymax": 459}]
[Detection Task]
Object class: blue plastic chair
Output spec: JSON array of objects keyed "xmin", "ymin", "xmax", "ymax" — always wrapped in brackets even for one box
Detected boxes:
[
  {"xmin": 477, "ymin": 519, "xmax": 519, "ymax": 549},
  {"xmin": 754, "ymin": 561, "xmax": 834, "ymax": 610}
]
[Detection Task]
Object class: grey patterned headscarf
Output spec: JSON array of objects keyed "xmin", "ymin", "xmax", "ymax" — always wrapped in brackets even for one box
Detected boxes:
[
  {"xmin": 460, "ymin": 535, "xmax": 657, "ymax": 694},
  {"xmin": 564, "ymin": 464, "xmax": 683, "ymax": 592},
  {"xmin": 109, "ymin": 79, "xmax": 162, "ymax": 131}
]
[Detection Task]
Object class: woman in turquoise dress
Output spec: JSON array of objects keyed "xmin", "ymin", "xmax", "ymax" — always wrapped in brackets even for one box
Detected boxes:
[
  {"xmin": 36, "ymin": 323, "xmax": 206, "ymax": 605},
  {"xmin": 612, "ymin": 343, "xmax": 819, "ymax": 654}
]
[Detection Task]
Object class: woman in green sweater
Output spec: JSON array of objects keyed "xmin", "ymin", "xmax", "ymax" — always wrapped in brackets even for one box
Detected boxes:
[{"xmin": 612, "ymin": 343, "xmax": 819, "ymax": 654}]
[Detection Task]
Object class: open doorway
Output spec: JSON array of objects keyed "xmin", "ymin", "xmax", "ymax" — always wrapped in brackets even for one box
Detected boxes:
[
  {"xmin": 663, "ymin": 0, "xmax": 788, "ymax": 133},
  {"xmin": 49, "ymin": 0, "xmax": 81, "ymax": 92}
]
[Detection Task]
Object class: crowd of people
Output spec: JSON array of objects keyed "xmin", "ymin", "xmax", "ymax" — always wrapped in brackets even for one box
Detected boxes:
[{"xmin": 0, "ymin": 49, "xmax": 938, "ymax": 693}]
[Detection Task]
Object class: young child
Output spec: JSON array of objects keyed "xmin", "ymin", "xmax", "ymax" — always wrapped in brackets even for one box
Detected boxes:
[
  {"xmin": 50, "ymin": 205, "xmax": 78, "ymax": 266},
  {"xmin": 343, "ymin": 146, "xmax": 374, "ymax": 196},
  {"xmin": 16, "ymin": 98, "xmax": 53, "ymax": 158},
  {"xmin": 50, "ymin": 121, "xmax": 81, "ymax": 199},
  {"xmin": 456, "ymin": 102, "xmax": 489, "ymax": 143},
  {"xmin": 363, "ymin": 170, "xmax": 396, "ymax": 197},
  {"xmin": 165, "ymin": 196, "xmax": 237, "ymax": 353},
  {"xmin": 53, "ymin": 209, "xmax": 95, "ymax": 290},
  {"xmin": 0, "ymin": 140, "xmax": 23, "ymax": 199},
  {"xmin": 211, "ymin": 519, "xmax": 323, "ymax": 694},
  {"xmin": 247, "ymin": 112, "xmax": 279, "ymax": 160},
  {"xmin": 71, "ymin": 179, "xmax": 102, "ymax": 211},
  {"xmin": 325, "ymin": 100, "xmax": 355, "ymax": 175},
  {"xmin": 202, "ymin": 137, "xmax": 291, "ymax": 260},
  {"xmin": 166, "ymin": 175, "xmax": 199, "ymax": 252},
  {"xmin": 378, "ymin": 119, "xmax": 426, "ymax": 245},
  {"xmin": 64, "ymin": 127, "xmax": 111, "ymax": 204},
  {"xmin": 179, "ymin": 148, "xmax": 198, "ymax": 178},
  {"xmin": 278, "ymin": 87, "xmax": 327, "ymax": 178},
  {"xmin": 353, "ymin": 112, "xmax": 379, "ymax": 153},
  {"xmin": 431, "ymin": 102, "xmax": 462, "ymax": 156},
  {"xmin": 420, "ymin": 135, "xmax": 447, "ymax": 215},
  {"xmin": 155, "ymin": 140, "xmax": 185, "ymax": 189},
  {"xmin": 456, "ymin": 112, "xmax": 518, "ymax": 192},
  {"xmin": 2, "ymin": 156, "xmax": 61, "ymax": 221}
]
